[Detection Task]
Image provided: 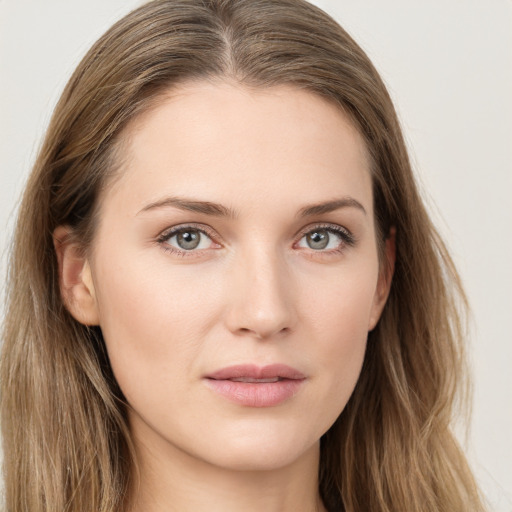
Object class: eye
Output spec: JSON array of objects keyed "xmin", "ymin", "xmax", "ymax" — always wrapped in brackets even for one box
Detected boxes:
[
  {"xmin": 296, "ymin": 226, "xmax": 354, "ymax": 252},
  {"xmin": 158, "ymin": 226, "xmax": 217, "ymax": 252}
]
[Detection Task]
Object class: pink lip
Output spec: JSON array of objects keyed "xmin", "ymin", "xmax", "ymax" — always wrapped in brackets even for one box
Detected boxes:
[{"xmin": 204, "ymin": 364, "xmax": 306, "ymax": 408}]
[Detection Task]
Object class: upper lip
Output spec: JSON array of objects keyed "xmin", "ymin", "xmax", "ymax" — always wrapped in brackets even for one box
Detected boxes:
[{"xmin": 205, "ymin": 364, "xmax": 306, "ymax": 381}]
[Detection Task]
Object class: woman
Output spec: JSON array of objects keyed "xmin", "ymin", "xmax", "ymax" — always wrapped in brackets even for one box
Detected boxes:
[{"xmin": 1, "ymin": 0, "xmax": 486, "ymax": 510}]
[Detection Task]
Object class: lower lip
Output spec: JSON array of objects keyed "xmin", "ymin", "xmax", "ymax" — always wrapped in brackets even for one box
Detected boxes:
[{"xmin": 204, "ymin": 378, "xmax": 304, "ymax": 407}]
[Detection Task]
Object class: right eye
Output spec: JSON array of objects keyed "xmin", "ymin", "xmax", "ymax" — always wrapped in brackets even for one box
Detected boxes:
[{"xmin": 158, "ymin": 226, "xmax": 218, "ymax": 253}]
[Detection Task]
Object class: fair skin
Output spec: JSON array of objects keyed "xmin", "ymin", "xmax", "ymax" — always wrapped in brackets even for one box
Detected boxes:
[{"xmin": 55, "ymin": 81, "xmax": 394, "ymax": 512}]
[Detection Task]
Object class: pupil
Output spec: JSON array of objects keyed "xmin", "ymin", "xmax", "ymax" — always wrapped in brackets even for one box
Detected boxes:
[
  {"xmin": 307, "ymin": 230, "xmax": 329, "ymax": 250},
  {"xmin": 177, "ymin": 230, "xmax": 200, "ymax": 250}
]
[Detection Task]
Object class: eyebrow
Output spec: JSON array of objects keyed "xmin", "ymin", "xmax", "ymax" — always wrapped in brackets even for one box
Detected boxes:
[
  {"xmin": 298, "ymin": 197, "xmax": 367, "ymax": 217},
  {"xmin": 137, "ymin": 196, "xmax": 238, "ymax": 218},
  {"xmin": 137, "ymin": 195, "xmax": 366, "ymax": 218}
]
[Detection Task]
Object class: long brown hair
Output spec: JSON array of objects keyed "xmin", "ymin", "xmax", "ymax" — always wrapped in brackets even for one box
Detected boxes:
[{"xmin": 1, "ymin": 0, "xmax": 485, "ymax": 510}]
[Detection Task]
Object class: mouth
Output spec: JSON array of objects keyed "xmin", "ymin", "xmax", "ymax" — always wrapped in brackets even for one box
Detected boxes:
[
  {"xmin": 204, "ymin": 364, "xmax": 306, "ymax": 407},
  {"xmin": 228, "ymin": 377, "xmax": 281, "ymax": 383},
  {"xmin": 206, "ymin": 363, "xmax": 306, "ymax": 381}
]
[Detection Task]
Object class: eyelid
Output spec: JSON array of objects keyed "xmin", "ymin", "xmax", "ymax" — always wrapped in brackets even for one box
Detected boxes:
[
  {"xmin": 156, "ymin": 223, "xmax": 222, "ymax": 254},
  {"xmin": 157, "ymin": 222, "xmax": 218, "ymax": 241},
  {"xmin": 295, "ymin": 222, "xmax": 354, "ymax": 241},
  {"xmin": 294, "ymin": 222, "xmax": 356, "ymax": 251}
]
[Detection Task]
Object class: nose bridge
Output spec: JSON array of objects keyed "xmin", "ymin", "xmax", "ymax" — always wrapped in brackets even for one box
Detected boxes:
[{"xmin": 225, "ymin": 243, "xmax": 295, "ymax": 339}]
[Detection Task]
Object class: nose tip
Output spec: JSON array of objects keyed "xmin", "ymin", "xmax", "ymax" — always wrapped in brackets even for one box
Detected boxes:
[
  {"xmin": 224, "ymin": 254, "xmax": 295, "ymax": 340},
  {"xmin": 234, "ymin": 312, "xmax": 291, "ymax": 340}
]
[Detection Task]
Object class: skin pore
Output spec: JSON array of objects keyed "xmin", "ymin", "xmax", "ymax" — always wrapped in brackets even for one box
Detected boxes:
[{"xmin": 55, "ymin": 81, "xmax": 394, "ymax": 512}]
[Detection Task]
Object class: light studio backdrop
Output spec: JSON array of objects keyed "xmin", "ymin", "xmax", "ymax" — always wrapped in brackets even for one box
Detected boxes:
[{"xmin": 1, "ymin": 1, "xmax": 511, "ymax": 509}]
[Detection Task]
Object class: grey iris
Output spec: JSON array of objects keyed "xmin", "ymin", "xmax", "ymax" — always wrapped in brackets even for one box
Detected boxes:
[
  {"xmin": 306, "ymin": 229, "xmax": 329, "ymax": 250},
  {"xmin": 177, "ymin": 230, "xmax": 200, "ymax": 250}
]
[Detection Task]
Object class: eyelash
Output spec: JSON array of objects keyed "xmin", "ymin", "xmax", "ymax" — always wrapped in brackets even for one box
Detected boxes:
[
  {"xmin": 156, "ymin": 223, "xmax": 219, "ymax": 258},
  {"xmin": 296, "ymin": 223, "xmax": 356, "ymax": 254},
  {"xmin": 156, "ymin": 223, "xmax": 356, "ymax": 257}
]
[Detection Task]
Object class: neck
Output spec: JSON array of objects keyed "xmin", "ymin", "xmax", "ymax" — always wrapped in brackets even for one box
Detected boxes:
[{"xmin": 126, "ymin": 418, "xmax": 326, "ymax": 512}]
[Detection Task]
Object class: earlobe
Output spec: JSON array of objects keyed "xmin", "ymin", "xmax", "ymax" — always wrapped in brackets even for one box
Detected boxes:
[
  {"xmin": 368, "ymin": 227, "xmax": 396, "ymax": 331},
  {"xmin": 53, "ymin": 226, "xmax": 100, "ymax": 326}
]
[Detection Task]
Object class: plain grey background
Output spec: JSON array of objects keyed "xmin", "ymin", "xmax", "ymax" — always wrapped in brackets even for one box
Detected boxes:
[{"xmin": 1, "ymin": 1, "xmax": 511, "ymax": 509}]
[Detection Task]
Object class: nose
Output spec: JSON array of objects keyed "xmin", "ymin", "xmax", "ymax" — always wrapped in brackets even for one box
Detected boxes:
[{"xmin": 224, "ymin": 248, "xmax": 296, "ymax": 340}]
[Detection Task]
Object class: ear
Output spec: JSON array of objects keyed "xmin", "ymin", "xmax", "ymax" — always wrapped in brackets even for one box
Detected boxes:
[
  {"xmin": 53, "ymin": 225, "xmax": 100, "ymax": 326},
  {"xmin": 368, "ymin": 227, "xmax": 396, "ymax": 331}
]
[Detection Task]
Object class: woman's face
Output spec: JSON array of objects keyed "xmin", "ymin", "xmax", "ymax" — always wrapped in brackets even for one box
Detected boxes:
[{"xmin": 73, "ymin": 81, "xmax": 391, "ymax": 471}]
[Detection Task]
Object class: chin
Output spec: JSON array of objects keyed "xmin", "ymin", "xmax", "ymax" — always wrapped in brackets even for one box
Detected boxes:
[{"xmin": 192, "ymin": 424, "xmax": 321, "ymax": 472}]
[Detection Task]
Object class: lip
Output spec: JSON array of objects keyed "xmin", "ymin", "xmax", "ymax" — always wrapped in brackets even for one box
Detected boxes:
[{"xmin": 204, "ymin": 364, "xmax": 306, "ymax": 408}]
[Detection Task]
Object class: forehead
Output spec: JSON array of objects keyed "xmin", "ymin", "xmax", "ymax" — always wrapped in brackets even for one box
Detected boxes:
[{"xmin": 106, "ymin": 81, "xmax": 373, "ymax": 217}]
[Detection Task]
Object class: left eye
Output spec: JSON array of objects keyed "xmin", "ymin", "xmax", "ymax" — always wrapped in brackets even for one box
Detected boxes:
[
  {"xmin": 297, "ymin": 228, "xmax": 346, "ymax": 251},
  {"xmin": 164, "ymin": 228, "xmax": 213, "ymax": 251}
]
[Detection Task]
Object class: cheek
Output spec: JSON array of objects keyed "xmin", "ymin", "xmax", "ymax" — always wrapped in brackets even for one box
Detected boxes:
[
  {"xmin": 303, "ymin": 258, "xmax": 378, "ymax": 343},
  {"xmin": 301, "ymin": 263, "xmax": 378, "ymax": 414},
  {"xmin": 91, "ymin": 247, "xmax": 222, "ymax": 402}
]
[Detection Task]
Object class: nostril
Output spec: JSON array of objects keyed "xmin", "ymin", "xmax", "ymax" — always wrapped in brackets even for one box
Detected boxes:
[
  {"xmin": 235, "ymin": 325, "xmax": 290, "ymax": 340},
  {"xmin": 224, "ymin": 277, "xmax": 296, "ymax": 339}
]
